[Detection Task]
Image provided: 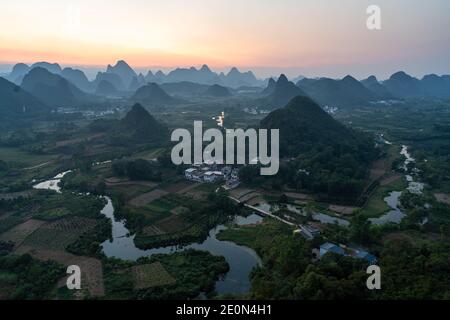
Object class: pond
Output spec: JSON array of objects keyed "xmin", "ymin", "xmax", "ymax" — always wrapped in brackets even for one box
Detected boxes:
[{"xmin": 369, "ymin": 191, "xmax": 405, "ymax": 225}]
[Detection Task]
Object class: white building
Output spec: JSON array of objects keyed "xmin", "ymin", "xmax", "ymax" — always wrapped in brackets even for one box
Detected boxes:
[
  {"xmin": 231, "ymin": 168, "xmax": 239, "ymax": 180},
  {"xmin": 203, "ymin": 171, "xmax": 223, "ymax": 183},
  {"xmin": 185, "ymin": 168, "xmax": 197, "ymax": 180}
]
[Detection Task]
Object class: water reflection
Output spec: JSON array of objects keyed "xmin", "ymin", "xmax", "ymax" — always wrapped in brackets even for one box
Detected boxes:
[{"xmin": 100, "ymin": 197, "xmax": 263, "ymax": 295}]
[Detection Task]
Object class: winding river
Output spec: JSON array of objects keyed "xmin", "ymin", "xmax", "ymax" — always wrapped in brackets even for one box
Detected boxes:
[
  {"xmin": 369, "ymin": 145, "xmax": 425, "ymax": 225},
  {"xmin": 33, "ymin": 172, "xmax": 263, "ymax": 295}
]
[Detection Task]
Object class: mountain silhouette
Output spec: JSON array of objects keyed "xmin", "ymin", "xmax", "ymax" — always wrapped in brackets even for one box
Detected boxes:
[
  {"xmin": 0, "ymin": 77, "xmax": 48, "ymax": 116},
  {"xmin": 382, "ymin": 71, "xmax": 422, "ymax": 98},
  {"xmin": 146, "ymin": 65, "xmax": 263, "ymax": 87},
  {"xmin": 204, "ymin": 84, "xmax": 232, "ymax": 97},
  {"xmin": 222, "ymin": 67, "xmax": 259, "ymax": 87},
  {"xmin": 115, "ymin": 103, "xmax": 169, "ymax": 144},
  {"xmin": 261, "ymin": 77, "xmax": 276, "ymax": 95},
  {"xmin": 361, "ymin": 76, "xmax": 393, "ymax": 99},
  {"xmin": 131, "ymin": 83, "xmax": 179, "ymax": 105},
  {"xmin": 420, "ymin": 74, "xmax": 450, "ymax": 99},
  {"xmin": 21, "ymin": 67, "xmax": 86, "ymax": 107},
  {"xmin": 95, "ymin": 80, "xmax": 120, "ymax": 97},
  {"xmin": 106, "ymin": 60, "xmax": 137, "ymax": 89},
  {"xmin": 128, "ymin": 76, "xmax": 145, "ymax": 92},
  {"xmin": 30, "ymin": 62, "xmax": 62, "ymax": 74},
  {"xmin": 7, "ymin": 63, "xmax": 31, "ymax": 84},
  {"xmin": 93, "ymin": 72, "xmax": 125, "ymax": 92},
  {"xmin": 160, "ymin": 81, "xmax": 210, "ymax": 97},
  {"xmin": 61, "ymin": 67, "xmax": 91, "ymax": 93},
  {"xmin": 297, "ymin": 75, "xmax": 376, "ymax": 107},
  {"xmin": 164, "ymin": 65, "xmax": 220, "ymax": 84},
  {"xmin": 260, "ymin": 95, "xmax": 377, "ymax": 200},
  {"xmin": 260, "ymin": 95, "xmax": 355, "ymax": 156},
  {"xmin": 258, "ymin": 74, "xmax": 307, "ymax": 109}
]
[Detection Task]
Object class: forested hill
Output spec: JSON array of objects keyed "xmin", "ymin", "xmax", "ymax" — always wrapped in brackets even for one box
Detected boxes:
[{"xmin": 258, "ymin": 96, "xmax": 378, "ymax": 201}]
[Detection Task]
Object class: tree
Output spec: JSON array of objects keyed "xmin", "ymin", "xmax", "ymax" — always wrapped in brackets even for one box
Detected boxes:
[{"xmin": 279, "ymin": 194, "xmax": 288, "ymax": 204}]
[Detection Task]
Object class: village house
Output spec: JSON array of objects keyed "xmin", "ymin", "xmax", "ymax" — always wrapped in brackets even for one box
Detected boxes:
[
  {"xmin": 184, "ymin": 163, "xmax": 240, "ymax": 185},
  {"xmin": 318, "ymin": 242, "xmax": 378, "ymax": 265},
  {"xmin": 184, "ymin": 168, "xmax": 197, "ymax": 180},
  {"xmin": 203, "ymin": 171, "xmax": 223, "ymax": 183},
  {"xmin": 184, "ymin": 168, "xmax": 205, "ymax": 182},
  {"xmin": 295, "ymin": 224, "xmax": 320, "ymax": 240}
]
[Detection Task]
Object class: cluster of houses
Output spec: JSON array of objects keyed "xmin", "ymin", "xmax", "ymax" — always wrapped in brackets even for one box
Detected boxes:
[
  {"xmin": 184, "ymin": 163, "xmax": 240, "ymax": 188},
  {"xmin": 316, "ymin": 242, "xmax": 378, "ymax": 265}
]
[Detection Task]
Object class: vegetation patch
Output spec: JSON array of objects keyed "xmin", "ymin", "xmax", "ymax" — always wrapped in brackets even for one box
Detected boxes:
[
  {"xmin": 103, "ymin": 250, "xmax": 228, "ymax": 299},
  {"xmin": 360, "ymin": 176, "xmax": 407, "ymax": 218},
  {"xmin": 132, "ymin": 262, "xmax": 176, "ymax": 289},
  {"xmin": 130, "ymin": 189, "xmax": 168, "ymax": 207},
  {"xmin": 0, "ymin": 219, "xmax": 47, "ymax": 248},
  {"xmin": 21, "ymin": 217, "xmax": 97, "ymax": 251},
  {"xmin": 0, "ymin": 254, "xmax": 64, "ymax": 300}
]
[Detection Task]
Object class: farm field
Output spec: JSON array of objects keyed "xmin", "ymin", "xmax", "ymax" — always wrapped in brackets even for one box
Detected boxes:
[
  {"xmin": 20, "ymin": 217, "xmax": 97, "ymax": 251},
  {"xmin": 0, "ymin": 219, "xmax": 47, "ymax": 248},
  {"xmin": 132, "ymin": 262, "xmax": 176, "ymax": 289},
  {"xmin": 360, "ymin": 172, "xmax": 408, "ymax": 218},
  {"xmin": 0, "ymin": 147, "xmax": 58, "ymax": 167},
  {"xmin": 129, "ymin": 189, "xmax": 168, "ymax": 207}
]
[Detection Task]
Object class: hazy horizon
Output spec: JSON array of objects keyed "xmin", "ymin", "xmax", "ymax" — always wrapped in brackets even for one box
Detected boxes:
[
  {"xmin": 1, "ymin": 0, "xmax": 450, "ymax": 79},
  {"xmin": 1, "ymin": 61, "xmax": 450, "ymax": 82}
]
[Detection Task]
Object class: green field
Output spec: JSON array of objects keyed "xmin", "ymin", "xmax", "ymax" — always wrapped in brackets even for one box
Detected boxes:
[
  {"xmin": 360, "ymin": 176, "xmax": 408, "ymax": 218},
  {"xmin": 132, "ymin": 262, "xmax": 176, "ymax": 289},
  {"xmin": 0, "ymin": 147, "xmax": 57, "ymax": 167}
]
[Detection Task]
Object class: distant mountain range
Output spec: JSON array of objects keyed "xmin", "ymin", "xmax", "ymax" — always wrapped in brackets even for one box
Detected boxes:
[
  {"xmin": 106, "ymin": 60, "xmax": 138, "ymax": 89},
  {"xmin": 382, "ymin": 71, "xmax": 450, "ymax": 99},
  {"xmin": 4, "ymin": 60, "xmax": 265, "ymax": 92},
  {"xmin": 360, "ymin": 76, "xmax": 394, "ymax": 99},
  {"xmin": 2, "ymin": 59, "xmax": 450, "ymax": 113},
  {"xmin": 297, "ymin": 75, "xmax": 378, "ymax": 107},
  {"xmin": 145, "ymin": 64, "xmax": 263, "ymax": 88}
]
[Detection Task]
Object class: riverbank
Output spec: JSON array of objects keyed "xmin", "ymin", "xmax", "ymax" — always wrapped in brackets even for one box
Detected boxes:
[{"xmin": 32, "ymin": 171, "xmax": 263, "ymax": 297}]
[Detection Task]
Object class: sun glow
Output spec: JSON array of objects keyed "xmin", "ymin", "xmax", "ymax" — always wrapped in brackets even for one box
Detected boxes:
[{"xmin": 1, "ymin": 0, "xmax": 449, "ymax": 78}]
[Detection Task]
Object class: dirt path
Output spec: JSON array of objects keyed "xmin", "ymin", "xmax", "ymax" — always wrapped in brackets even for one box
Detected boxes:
[
  {"xmin": 105, "ymin": 177, "xmax": 158, "ymax": 188},
  {"xmin": 0, "ymin": 190, "xmax": 35, "ymax": 200},
  {"xmin": 23, "ymin": 161, "xmax": 53, "ymax": 170}
]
